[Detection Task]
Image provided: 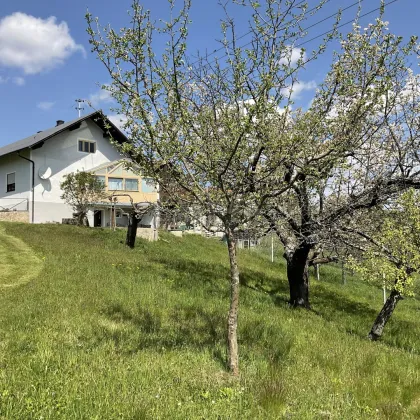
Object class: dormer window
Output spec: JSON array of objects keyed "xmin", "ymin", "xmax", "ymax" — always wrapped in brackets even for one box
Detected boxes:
[{"xmin": 78, "ymin": 140, "xmax": 96, "ymax": 154}]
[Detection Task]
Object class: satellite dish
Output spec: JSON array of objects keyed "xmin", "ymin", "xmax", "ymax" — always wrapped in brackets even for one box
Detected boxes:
[{"xmin": 38, "ymin": 166, "xmax": 52, "ymax": 180}]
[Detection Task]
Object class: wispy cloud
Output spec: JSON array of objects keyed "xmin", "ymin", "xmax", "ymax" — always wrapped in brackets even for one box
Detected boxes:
[
  {"xmin": 12, "ymin": 76, "xmax": 25, "ymax": 86},
  {"xmin": 0, "ymin": 12, "xmax": 84, "ymax": 74},
  {"xmin": 108, "ymin": 114, "xmax": 128, "ymax": 132},
  {"xmin": 281, "ymin": 80, "xmax": 317, "ymax": 100},
  {"xmin": 89, "ymin": 85, "xmax": 113, "ymax": 107},
  {"xmin": 279, "ymin": 46, "xmax": 307, "ymax": 66},
  {"xmin": 0, "ymin": 75, "xmax": 25, "ymax": 86},
  {"xmin": 37, "ymin": 101, "xmax": 55, "ymax": 111}
]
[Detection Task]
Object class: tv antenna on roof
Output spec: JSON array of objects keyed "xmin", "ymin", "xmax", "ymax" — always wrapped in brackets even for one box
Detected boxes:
[{"xmin": 75, "ymin": 99, "xmax": 85, "ymax": 118}]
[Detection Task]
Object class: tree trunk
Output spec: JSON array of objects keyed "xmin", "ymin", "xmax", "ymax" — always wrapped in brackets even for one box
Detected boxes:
[
  {"xmin": 76, "ymin": 211, "xmax": 86, "ymax": 226},
  {"xmin": 125, "ymin": 212, "xmax": 139, "ymax": 248},
  {"xmin": 226, "ymin": 230, "xmax": 240, "ymax": 376},
  {"xmin": 286, "ymin": 245, "xmax": 312, "ymax": 308},
  {"xmin": 368, "ymin": 289, "xmax": 402, "ymax": 341}
]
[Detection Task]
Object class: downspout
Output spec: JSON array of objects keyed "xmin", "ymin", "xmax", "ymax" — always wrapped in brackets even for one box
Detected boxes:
[{"xmin": 18, "ymin": 151, "xmax": 35, "ymax": 223}]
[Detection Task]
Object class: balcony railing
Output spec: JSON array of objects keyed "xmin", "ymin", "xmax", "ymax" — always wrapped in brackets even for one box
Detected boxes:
[{"xmin": 0, "ymin": 197, "xmax": 29, "ymax": 212}]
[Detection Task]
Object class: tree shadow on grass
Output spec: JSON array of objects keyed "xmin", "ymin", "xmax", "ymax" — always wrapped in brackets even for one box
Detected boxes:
[
  {"xmin": 240, "ymin": 263, "xmax": 420, "ymax": 355},
  {"xmin": 149, "ymin": 256, "xmax": 229, "ymax": 295},
  {"xmin": 312, "ymin": 285, "xmax": 378, "ymax": 320},
  {"xmin": 149, "ymin": 252, "xmax": 395, "ymax": 342},
  {"xmin": 93, "ymin": 286, "xmax": 294, "ymax": 369},
  {"xmin": 151, "ymin": 251, "xmax": 297, "ymax": 310},
  {"xmin": 383, "ymin": 317, "xmax": 420, "ymax": 354},
  {"xmin": 148, "ymin": 253, "xmax": 290, "ymax": 303},
  {"xmin": 240, "ymin": 268, "xmax": 290, "ymax": 307},
  {"xmin": 96, "ymin": 251, "xmax": 420, "ymax": 361},
  {"xmin": 95, "ymin": 301, "xmax": 227, "ymax": 368},
  {"xmin": 309, "ymin": 283, "xmax": 380, "ymax": 337},
  {"xmin": 308, "ymin": 284, "xmax": 420, "ymax": 355},
  {"xmin": 152, "ymin": 253, "xmax": 420, "ymax": 358}
]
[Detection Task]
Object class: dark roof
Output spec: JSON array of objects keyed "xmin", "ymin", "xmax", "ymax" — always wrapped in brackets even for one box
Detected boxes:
[{"xmin": 0, "ymin": 110, "xmax": 128, "ymax": 158}]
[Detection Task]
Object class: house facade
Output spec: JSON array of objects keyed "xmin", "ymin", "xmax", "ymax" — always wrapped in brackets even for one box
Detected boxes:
[
  {"xmin": 0, "ymin": 111, "xmax": 158, "ymax": 228},
  {"xmin": 89, "ymin": 160, "xmax": 158, "ymax": 228}
]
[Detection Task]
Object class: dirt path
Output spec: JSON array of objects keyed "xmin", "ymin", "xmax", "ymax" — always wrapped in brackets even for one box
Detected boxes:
[{"xmin": 0, "ymin": 226, "xmax": 42, "ymax": 288}]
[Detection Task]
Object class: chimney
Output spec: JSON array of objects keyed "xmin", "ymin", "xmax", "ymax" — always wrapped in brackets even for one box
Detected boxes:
[{"xmin": 56, "ymin": 120, "xmax": 65, "ymax": 126}]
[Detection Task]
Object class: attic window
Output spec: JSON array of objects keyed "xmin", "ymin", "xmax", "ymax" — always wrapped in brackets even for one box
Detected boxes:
[
  {"xmin": 125, "ymin": 179, "xmax": 138, "ymax": 191},
  {"xmin": 78, "ymin": 140, "xmax": 96, "ymax": 154},
  {"xmin": 108, "ymin": 177, "xmax": 123, "ymax": 190},
  {"xmin": 6, "ymin": 172, "xmax": 15, "ymax": 192}
]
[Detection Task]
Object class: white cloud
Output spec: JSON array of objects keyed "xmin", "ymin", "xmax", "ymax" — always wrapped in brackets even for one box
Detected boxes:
[
  {"xmin": 89, "ymin": 85, "xmax": 113, "ymax": 107},
  {"xmin": 0, "ymin": 75, "xmax": 25, "ymax": 85},
  {"xmin": 0, "ymin": 12, "xmax": 84, "ymax": 74},
  {"xmin": 13, "ymin": 76, "xmax": 25, "ymax": 86},
  {"xmin": 37, "ymin": 101, "xmax": 55, "ymax": 111},
  {"xmin": 108, "ymin": 114, "xmax": 128, "ymax": 131},
  {"xmin": 279, "ymin": 46, "xmax": 307, "ymax": 66},
  {"xmin": 281, "ymin": 80, "xmax": 317, "ymax": 100}
]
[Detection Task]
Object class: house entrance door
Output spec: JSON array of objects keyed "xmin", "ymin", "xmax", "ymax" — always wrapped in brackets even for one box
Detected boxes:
[{"xmin": 94, "ymin": 210, "xmax": 102, "ymax": 227}]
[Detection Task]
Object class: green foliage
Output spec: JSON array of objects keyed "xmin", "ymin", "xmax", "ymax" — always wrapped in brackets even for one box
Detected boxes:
[
  {"xmin": 86, "ymin": 0, "xmax": 336, "ymax": 231},
  {"xmin": 267, "ymin": 15, "xmax": 420, "ymax": 269},
  {"xmin": 349, "ymin": 190, "xmax": 420, "ymax": 297},
  {"xmin": 2, "ymin": 223, "xmax": 420, "ymax": 418},
  {"xmin": 60, "ymin": 171, "xmax": 107, "ymax": 225},
  {"xmin": 86, "ymin": 0, "xmax": 335, "ymax": 372},
  {"xmin": 87, "ymin": 0, "xmax": 420, "ymax": 366}
]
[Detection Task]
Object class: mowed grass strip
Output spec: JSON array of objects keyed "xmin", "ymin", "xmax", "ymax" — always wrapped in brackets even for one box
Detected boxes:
[
  {"xmin": 0, "ymin": 224, "xmax": 42, "ymax": 288},
  {"xmin": 1, "ymin": 223, "xmax": 420, "ymax": 419}
]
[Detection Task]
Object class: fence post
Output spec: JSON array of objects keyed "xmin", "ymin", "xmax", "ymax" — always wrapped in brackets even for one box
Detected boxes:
[
  {"xmin": 342, "ymin": 261, "xmax": 346, "ymax": 285},
  {"xmin": 383, "ymin": 274, "xmax": 387, "ymax": 304},
  {"xmin": 271, "ymin": 233, "xmax": 274, "ymax": 263}
]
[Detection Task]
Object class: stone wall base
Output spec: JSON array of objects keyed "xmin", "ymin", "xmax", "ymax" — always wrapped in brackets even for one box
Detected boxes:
[
  {"xmin": 0, "ymin": 211, "xmax": 29, "ymax": 223},
  {"xmin": 137, "ymin": 227, "xmax": 158, "ymax": 241},
  {"xmin": 169, "ymin": 230, "xmax": 183, "ymax": 237}
]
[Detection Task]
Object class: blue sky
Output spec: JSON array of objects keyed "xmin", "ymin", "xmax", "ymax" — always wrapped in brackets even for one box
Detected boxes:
[{"xmin": 0, "ymin": 0, "xmax": 417, "ymax": 147}]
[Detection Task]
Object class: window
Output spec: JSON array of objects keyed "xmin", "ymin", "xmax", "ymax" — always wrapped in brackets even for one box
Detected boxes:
[
  {"xmin": 141, "ymin": 178, "xmax": 156, "ymax": 193},
  {"xmin": 6, "ymin": 172, "xmax": 15, "ymax": 192},
  {"xmin": 125, "ymin": 179, "xmax": 138, "ymax": 191},
  {"xmin": 96, "ymin": 176, "xmax": 106, "ymax": 189},
  {"xmin": 108, "ymin": 177, "xmax": 123, "ymax": 190},
  {"xmin": 78, "ymin": 140, "xmax": 96, "ymax": 153}
]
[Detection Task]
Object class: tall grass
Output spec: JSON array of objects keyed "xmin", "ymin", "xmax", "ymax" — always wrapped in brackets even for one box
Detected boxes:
[{"xmin": 1, "ymin": 223, "xmax": 420, "ymax": 418}]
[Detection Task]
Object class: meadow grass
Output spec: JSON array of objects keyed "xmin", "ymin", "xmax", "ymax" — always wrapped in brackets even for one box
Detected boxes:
[
  {"xmin": 0, "ymin": 225, "xmax": 42, "ymax": 288},
  {"xmin": 1, "ymin": 223, "xmax": 420, "ymax": 419}
]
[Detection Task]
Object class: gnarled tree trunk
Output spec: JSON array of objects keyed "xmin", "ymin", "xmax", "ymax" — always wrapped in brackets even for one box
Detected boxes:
[
  {"xmin": 285, "ymin": 244, "xmax": 312, "ymax": 308},
  {"xmin": 126, "ymin": 212, "xmax": 139, "ymax": 248},
  {"xmin": 226, "ymin": 229, "xmax": 240, "ymax": 376},
  {"xmin": 75, "ymin": 211, "xmax": 89, "ymax": 227},
  {"xmin": 368, "ymin": 289, "xmax": 402, "ymax": 340}
]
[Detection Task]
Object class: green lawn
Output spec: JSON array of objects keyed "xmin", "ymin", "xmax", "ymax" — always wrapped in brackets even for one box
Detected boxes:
[
  {"xmin": 0, "ymin": 225, "xmax": 42, "ymax": 288},
  {"xmin": 1, "ymin": 223, "xmax": 420, "ymax": 419}
]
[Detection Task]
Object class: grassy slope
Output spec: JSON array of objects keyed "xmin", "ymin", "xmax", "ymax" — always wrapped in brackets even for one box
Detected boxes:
[
  {"xmin": 1, "ymin": 223, "xmax": 420, "ymax": 419},
  {"xmin": 0, "ymin": 225, "xmax": 42, "ymax": 288}
]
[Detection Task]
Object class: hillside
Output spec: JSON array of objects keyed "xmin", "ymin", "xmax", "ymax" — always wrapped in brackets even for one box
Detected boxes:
[{"xmin": 1, "ymin": 223, "xmax": 420, "ymax": 419}]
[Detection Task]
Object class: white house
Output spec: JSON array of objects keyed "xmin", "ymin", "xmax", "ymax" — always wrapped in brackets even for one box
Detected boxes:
[{"xmin": 0, "ymin": 111, "xmax": 157, "ymax": 228}]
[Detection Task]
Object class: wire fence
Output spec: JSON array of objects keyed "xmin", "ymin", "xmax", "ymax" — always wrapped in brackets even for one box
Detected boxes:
[{"xmin": 0, "ymin": 197, "xmax": 29, "ymax": 212}]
